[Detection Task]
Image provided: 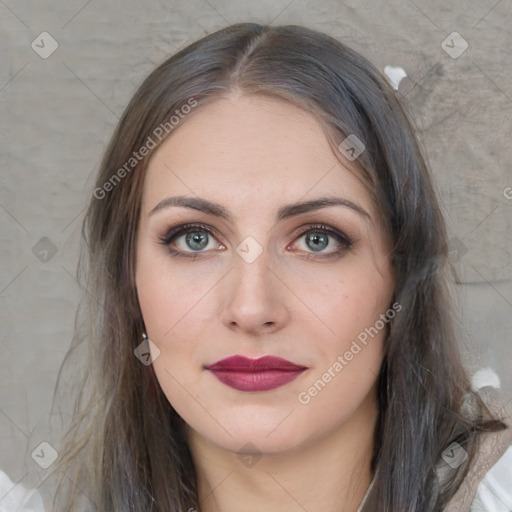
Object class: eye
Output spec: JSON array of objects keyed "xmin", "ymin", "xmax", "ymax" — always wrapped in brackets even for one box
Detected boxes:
[
  {"xmin": 157, "ymin": 222, "xmax": 353, "ymax": 260},
  {"xmin": 290, "ymin": 224, "xmax": 353, "ymax": 257},
  {"xmin": 157, "ymin": 223, "xmax": 224, "ymax": 258}
]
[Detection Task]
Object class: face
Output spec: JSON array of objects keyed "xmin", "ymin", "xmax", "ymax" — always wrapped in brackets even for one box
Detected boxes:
[{"xmin": 135, "ymin": 94, "xmax": 395, "ymax": 456}]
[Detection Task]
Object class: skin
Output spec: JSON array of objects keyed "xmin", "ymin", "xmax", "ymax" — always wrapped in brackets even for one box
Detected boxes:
[{"xmin": 135, "ymin": 93, "xmax": 395, "ymax": 512}]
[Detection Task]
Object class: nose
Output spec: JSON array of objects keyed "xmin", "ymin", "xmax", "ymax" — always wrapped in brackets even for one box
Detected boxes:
[{"xmin": 219, "ymin": 251, "xmax": 290, "ymax": 336}]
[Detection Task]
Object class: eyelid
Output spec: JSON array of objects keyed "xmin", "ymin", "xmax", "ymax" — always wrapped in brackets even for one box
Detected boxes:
[
  {"xmin": 287, "ymin": 223, "xmax": 353, "ymax": 253},
  {"xmin": 158, "ymin": 222, "xmax": 220, "ymax": 244},
  {"xmin": 157, "ymin": 222, "xmax": 354, "ymax": 258}
]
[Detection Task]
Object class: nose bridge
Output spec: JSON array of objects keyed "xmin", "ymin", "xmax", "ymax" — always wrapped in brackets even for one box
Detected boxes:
[
  {"xmin": 232, "ymin": 245, "xmax": 275, "ymax": 306},
  {"xmin": 220, "ymin": 243, "xmax": 288, "ymax": 334}
]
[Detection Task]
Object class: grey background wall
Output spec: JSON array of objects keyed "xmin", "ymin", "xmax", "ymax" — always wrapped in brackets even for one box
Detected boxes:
[{"xmin": 1, "ymin": 0, "xmax": 511, "ymax": 509}]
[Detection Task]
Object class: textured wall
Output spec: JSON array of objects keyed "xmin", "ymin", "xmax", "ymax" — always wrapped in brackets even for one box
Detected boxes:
[{"xmin": 1, "ymin": 0, "xmax": 511, "ymax": 509}]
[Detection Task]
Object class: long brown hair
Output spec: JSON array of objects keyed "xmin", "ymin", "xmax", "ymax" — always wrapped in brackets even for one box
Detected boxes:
[{"xmin": 50, "ymin": 22, "xmax": 506, "ymax": 511}]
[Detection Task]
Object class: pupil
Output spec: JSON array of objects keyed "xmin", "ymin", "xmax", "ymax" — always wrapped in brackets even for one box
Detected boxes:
[
  {"xmin": 186, "ymin": 231, "xmax": 208, "ymax": 251},
  {"xmin": 306, "ymin": 232, "xmax": 328, "ymax": 251}
]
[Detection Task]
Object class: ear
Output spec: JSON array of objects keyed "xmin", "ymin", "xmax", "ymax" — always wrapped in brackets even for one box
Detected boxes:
[
  {"xmin": 134, "ymin": 300, "xmax": 147, "ymax": 335},
  {"xmin": 132, "ymin": 284, "xmax": 144, "ymax": 322}
]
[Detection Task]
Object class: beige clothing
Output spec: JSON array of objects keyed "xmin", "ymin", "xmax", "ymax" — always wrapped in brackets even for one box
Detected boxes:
[{"xmin": 358, "ymin": 386, "xmax": 512, "ymax": 511}]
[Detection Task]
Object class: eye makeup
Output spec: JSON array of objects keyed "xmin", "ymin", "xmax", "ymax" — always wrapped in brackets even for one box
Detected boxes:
[{"xmin": 156, "ymin": 222, "xmax": 355, "ymax": 260}]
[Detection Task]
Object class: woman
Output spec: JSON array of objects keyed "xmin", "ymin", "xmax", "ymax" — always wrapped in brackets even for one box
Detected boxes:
[{"xmin": 50, "ymin": 23, "xmax": 511, "ymax": 511}]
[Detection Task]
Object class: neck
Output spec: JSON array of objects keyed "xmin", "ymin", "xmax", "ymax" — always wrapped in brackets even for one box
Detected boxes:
[{"xmin": 188, "ymin": 388, "xmax": 378, "ymax": 512}]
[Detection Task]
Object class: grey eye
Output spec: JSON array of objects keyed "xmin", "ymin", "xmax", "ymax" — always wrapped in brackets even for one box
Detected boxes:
[
  {"xmin": 185, "ymin": 231, "xmax": 210, "ymax": 251},
  {"xmin": 305, "ymin": 232, "xmax": 329, "ymax": 252}
]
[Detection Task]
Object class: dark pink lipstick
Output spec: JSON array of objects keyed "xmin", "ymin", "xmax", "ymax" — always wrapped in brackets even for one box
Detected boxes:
[{"xmin": 206, "ymin": 355, "xmax": 307, "ymax": 392}]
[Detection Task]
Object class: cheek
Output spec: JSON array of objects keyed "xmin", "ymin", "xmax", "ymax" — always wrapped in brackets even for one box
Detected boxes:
[
  {"xmin": 136, "ymin": 244, "xmax": 219, "ymax": 342},
  {"xmin": 296, "ymin": 275, "xmax": 389, "ymax": 420},
  {"xmin": 137, "ymin": 271, "xmax": 207, "ymax": 407},
  {"xmin": 293, "ymin": 260, "xmax": 393, "ymax": 409},
  {"xmin": 295, "ymin": 258, "xmax": 393, "ymax": 343},
  {"xmin": 135, "ymin": 264, "xmax": 207, "ymax": 405}
]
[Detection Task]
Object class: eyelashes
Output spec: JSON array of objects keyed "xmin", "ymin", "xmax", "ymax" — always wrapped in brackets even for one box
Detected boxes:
[
  {"xmin": 156, "ymin": 222, "xmax": 354, "ymax": 260},
  {"xmin": 156, "ymin": 222, "xmax": 223, "ymax": 259}
]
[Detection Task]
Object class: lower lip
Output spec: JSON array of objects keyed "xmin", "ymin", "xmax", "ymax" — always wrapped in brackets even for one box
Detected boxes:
[{"xmin": 208, "ymin": 369, "xmax": 306, "ymax": 392}]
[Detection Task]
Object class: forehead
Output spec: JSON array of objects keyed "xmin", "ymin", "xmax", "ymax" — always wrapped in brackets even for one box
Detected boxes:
[{"xmin": 141, "ymin": 94, "xmax": 377, "ymax": 221}]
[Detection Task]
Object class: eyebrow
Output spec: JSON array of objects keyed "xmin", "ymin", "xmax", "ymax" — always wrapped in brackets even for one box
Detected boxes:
[{"xmin": 148, "ymin": 195, "xmax": 370, "ymax": 222}]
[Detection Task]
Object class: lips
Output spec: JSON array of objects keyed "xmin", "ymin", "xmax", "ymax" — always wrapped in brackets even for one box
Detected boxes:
[{"xmin": 206, "ymin": 355, "xmax": 308, "ymax": 392}]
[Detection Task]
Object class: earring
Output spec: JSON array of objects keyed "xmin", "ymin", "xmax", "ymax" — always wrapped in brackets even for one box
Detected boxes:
[{"xmin": 142, "ymin": 332, "xmax": 148, "ymax": 340}]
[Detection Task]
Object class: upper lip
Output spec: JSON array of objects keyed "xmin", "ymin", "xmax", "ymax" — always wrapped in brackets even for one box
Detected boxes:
[{"xmin": 206, "ymin": 355, "xmax": 307, "ymax": 372}]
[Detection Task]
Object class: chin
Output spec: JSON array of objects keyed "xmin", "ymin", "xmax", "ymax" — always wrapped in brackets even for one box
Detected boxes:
[
  {"xmin": 187, "ymin": 410, "xmax": 332, "ymax": 458},
  {"xmin": 210, "ymin": 428, "xmax": 308, "ymax": 457}
]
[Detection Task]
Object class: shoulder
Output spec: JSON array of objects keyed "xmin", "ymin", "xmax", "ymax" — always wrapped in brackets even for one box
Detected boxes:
[
  {"xmin": 0, "ymin": 468, "xmax": 45, "ymax": 511},
  {"xmin": 470, "ymin": 444, "xmax": 512, "ymax": 512},
  {"xmin": 470, "ymin": 383, "xmax": 512, "ymax": 511},
  {"xmin": 445, "ymin": 385, "xmax": 512, "ymax": 512}
]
